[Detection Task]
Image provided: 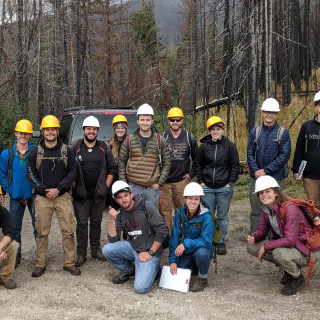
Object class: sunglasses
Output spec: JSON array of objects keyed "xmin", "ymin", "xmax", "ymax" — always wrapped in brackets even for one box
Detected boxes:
[{"xmin": 169, "ymin": 118, "xmax": 182, "ymax": 123}]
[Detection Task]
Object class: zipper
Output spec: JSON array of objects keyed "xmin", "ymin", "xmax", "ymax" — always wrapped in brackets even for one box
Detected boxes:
[{"xmin": 212, "ymin": 144, "xmax": 217, "ymax": 187}]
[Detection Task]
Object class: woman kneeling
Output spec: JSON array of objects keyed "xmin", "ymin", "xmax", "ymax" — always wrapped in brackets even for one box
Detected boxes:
[
  {"xmin": 247, "ymin": 175, "xmax": 320, "ymax": 296},
  {"xmin": 169, "ymin": 182, "xmax": 214, "ymax": 292}
]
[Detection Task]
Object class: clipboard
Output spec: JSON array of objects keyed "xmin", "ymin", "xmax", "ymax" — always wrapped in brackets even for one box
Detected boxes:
[{"xmin": 159, "ymin": 265, "xmax": 191, "ymax": 293}]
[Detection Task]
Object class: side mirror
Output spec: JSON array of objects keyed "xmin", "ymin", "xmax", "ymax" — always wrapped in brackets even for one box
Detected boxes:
[{"xmin": 32, "ymin": 131, "xmax": 41, "ymax": 138}]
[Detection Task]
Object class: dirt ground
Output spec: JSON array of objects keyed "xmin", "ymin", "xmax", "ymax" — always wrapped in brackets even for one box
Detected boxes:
[{"xmin": 1, "ymin": 195, "xmax": 320, "ymax": 320}]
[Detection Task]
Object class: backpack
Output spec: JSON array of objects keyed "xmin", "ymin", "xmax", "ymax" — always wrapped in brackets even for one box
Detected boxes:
[
  {"xmin": 180, "ymin": 210, "xmax": 222, "ymax": 273},
  {"xmin": 254, "ymin": 125, "xmax": 290, "ymax": 178},
  {"xmin": 280, "ymin": 197, "xmax": 320, "ymax": 286},
  {"xmin": 36, "ymin": 143, "xmax": 68, "ymax": 170},
  {"xmin": 162, "ymin": 130, "xmax": 194, "ymax": 162},
  {"xmin": 126, "ymin": 133, "xmax": 162, "ymax": 167}
]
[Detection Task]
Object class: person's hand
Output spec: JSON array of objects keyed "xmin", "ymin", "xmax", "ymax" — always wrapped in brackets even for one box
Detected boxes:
[
  {"xmin": 0, "ymin": 194, "xmax": 4, "ymax": 206},
  {"xmin": 45, "ymin": 188, "xmax": 59, "ymax": 200},
  {"xmin": 0, "ymin": 251, "xmax": 7, "ymax": 260},
  {"xmin": 225, "ymin": 183, "xmax": 231, "ymax": 187},
  {"xmin": 293, "ymin": 173, "xmax": 299, "ymax": 181},
  {"xmin": 150, "ymin": 183, "xmax": 160, "ymax": 189},
  {"xmin": 254, "ymin": 169, "xmax": 266, "ymax": 178},
  {"xmin": 170, "ymin": 263, "xmax": 177, "ymax": 275},
  {"xmin": 183, "ymin": 174, "xmax": 191, "ymax": 181},
  {"xmin": 174, "ymin": 244, "xmax": 185, "ymax": 257},
  {"xmin": 247, "ymin": 235, "xmax": 255, "ymax": 245},
  {"xmin": 108, "ymin": 206, "xmax": 120, "ymax": 221},
  {"xmin": 200, "ymin": 183, "xmax": 205, "ymax": 186},
  {"xmin": 138, "ymin": 251, "xmax": 152, "ymax": 263},
  {"xmin": 258, "ymin": 245, "xmax": 266, "ymax": 262}
]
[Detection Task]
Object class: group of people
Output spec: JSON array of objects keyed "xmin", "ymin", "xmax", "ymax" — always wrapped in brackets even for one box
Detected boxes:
[{"xmin": 1, "ymin": 91, "xmax": 320, "ymax": 296}]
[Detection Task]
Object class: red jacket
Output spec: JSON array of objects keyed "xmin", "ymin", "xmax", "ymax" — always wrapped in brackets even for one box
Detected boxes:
[{"xmin": 253, "ymin": 203, "xmax": 320, "ymax": 256}]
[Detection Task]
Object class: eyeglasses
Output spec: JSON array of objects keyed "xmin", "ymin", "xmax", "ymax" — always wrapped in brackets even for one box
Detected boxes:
[{"xmin": 169, "ymin": 118, "xmax": 182, "ymax": 123}]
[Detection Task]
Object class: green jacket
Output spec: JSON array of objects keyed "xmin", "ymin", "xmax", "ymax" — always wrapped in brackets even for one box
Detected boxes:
[{"xmin": 118, "ymin": 129, "xmax": 170, "ymax": 187}]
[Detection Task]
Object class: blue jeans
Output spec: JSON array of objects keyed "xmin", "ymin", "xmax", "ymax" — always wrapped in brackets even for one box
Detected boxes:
[
  {"xmin": 129, "ymin": 182, "xmax": 161, "ymax": 208},
  {"xmin": 10, "ymin": 198, "xmax": 37, "ymax": 259},
  {"xmin": 102, "ymin": 241, "xmax": 160, "ymax": 294},
  {"xmin": 178, "ymin": 247, "xmax": 213, "ymax": 278},
  {"xmin": 202, "ymin": 185, "xmax": 233, "ymax": 244}
]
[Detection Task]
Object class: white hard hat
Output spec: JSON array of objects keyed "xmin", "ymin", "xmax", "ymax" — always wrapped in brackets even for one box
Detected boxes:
[
  {"xmin": 82, "ymin": 116, "xmax": 100, "ymax": 128},
  {"xmin": 112, "ymin": 181, "xmax": 132, "ymax": 198},
  {"xmin": 261, "ymin": 98, "xmax": 280, "ymax": 112},
  {"xmin": 314, "ymin": 91, "xmax": 320, "ymax": 105},
  {"xmin": 137, "ymin": 103, "xmax": 154, "ymax": 116},
  {"xmin": 183, "ymin": 182, "xmax": 204, "ymax": 197},
  {"xmin": 253, "ymin": 175, "xmax": 280, "ymax": 194}
]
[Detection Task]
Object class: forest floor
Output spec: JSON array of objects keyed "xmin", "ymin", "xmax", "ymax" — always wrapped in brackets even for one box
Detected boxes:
[{"xmin": 1, "ymin": 190, "xmax": 320, "ymax": 320}]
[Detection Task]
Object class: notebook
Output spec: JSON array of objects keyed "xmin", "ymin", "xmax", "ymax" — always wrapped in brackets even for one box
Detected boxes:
[{"xmin": 159, "ymin": 265, "xmax": 191, "ymax": 293}]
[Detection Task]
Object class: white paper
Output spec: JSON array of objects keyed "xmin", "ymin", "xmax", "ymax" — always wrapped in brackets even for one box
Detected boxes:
[{"xmin": 159, "ymin": 265, "xmax": 191, "ymax": 293}]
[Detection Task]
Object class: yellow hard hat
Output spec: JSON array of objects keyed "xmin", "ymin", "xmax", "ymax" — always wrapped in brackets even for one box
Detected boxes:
[
  {"xmin": 40, "ymin": 115, "xmax": 60, "ymax": 129},
  {"xmin": 15, "ymin": 119, "xmax": 33, "ymax": 133},
  {"xmin": 206, "ymin": 116, "xmax": 225, "ymax": 131},
  {"xmin": 112, "ymin": 115, "xmax": 128, "ymax": 128},
  {"xmin": 167, "ymin": 107, "xmax": 184, "ymax": 119}
]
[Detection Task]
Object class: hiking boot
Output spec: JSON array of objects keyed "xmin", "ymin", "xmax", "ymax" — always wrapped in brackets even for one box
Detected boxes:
[
  {"xmin": 0, "ymin": 278, "xmax": 17, "ymax": 289},
  {"xmin": 190, "ymin": 277, "xmax": 208, "ymax": 292},
  {"xmin": 280, "ymin": 271, "xmax": 294, "ymax": 285},
  {"xmin": 281, "ymin": 274, "xmax": 305, "ymax": 296},
  {"xmin": 91, "ymin": 251, "xmax": 107, "ymax": 261},
  {"xmin": 63, "ymin": 265, "xmax": 81, "ymax": 276},
  {"xmin": 15, "ymin": 257, "xmax": 21, "ymax": 269},
  {"xmin": 216, "ymin": 243, "xmax": 227, "ymax": 255},
  {"xmin": 112, "ymin": 270, "xmax": 135, "ymax": 284},
  {"xmin": 32, "ymin": 266, "xmax": 46, "ymax": 277},
  {"xmin": 75, "ymin": 255, "xmax": 87, "ymax": 267}
]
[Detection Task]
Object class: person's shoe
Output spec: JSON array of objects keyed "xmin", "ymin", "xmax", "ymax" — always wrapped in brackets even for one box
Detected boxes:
[
  {"xmin": 15, "ymin": 258, "xmax": 21, "ymax": 269},
  {"xmin": 0, "ymin": 278, "xmax": 17, "ymax": 289},
  {"xmin": 280, "ymin": 271, "xmax": 294, "ymax": 285},
  {"xmin": 281, "ymin": 274, "xmax": 305, "ymax": 296},
  {"xmin": 63, "ymin": 265, "xmax": 81, "ymax": 276},
  {"xmin": 32, "ymin": 266, "xmax": 46, "ymax": 277},
  {"xmin": 216, "ymin": 243, "xmax": 227, "ymax": 255},
  {"xmin": 112, "ymin": 270, "xmax": 135, "ymax": 284},
  {"xmin": 91, "ymin": 251, "xmax": 107, "ymax": 261},
  {"xmin": 190, "ymin": 277, "xmax": 208, "ymax": 292},
  {"xmin": 75, "ymin": 255, "xmax": 87, "ymax": 267}
]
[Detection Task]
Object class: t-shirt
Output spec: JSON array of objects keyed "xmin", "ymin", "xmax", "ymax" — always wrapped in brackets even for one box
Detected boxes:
[{"xmin": 80, "ymin": 143, "xmax": 100, "ymax": 198}]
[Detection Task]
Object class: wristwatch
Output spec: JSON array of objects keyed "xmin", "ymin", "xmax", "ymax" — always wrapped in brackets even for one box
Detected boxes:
[{"xmin": 148, "ymin": 250, "xmax": 155, "ymax": 256}]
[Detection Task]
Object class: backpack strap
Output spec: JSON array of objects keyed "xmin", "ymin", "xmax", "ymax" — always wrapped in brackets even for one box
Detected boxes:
[
  {"xmin": 254, "ymin": 126, "xmax": 262, "ymax": 161},
  {"xmin": 36, "ymin": 143, "xmax": 68, "ymax": 170},
  {"xmin": 180, "ymin": 212, "xmax": 185, "ymax": 242},
  {"xmin": 61, "ymin": 143, "xmax": 68, "ymax": 168},
  {"xmin": 140, "ymin": 198, "xmax": 151, "ymax": 234},
  {"xmin": 276, "ymin": 126, "xmax": 286, "ymax": 144},
  {"xmin": 187, "ymin": 131, "xmax": 193, "ymax": 162},
  {"xmin": 126, "ymin": 135, "xmax": 131, "ymax": 156},
  {"xmin": 6, "ymin": 145, "xmax": 14, "ymax": 189},
  {"xmin": 36, "ymin": 144, "xmax": 44, "ymax": 170},
  {"xmin": 156, "ymin": 133, "xmax": 162, "ymax": 168}
]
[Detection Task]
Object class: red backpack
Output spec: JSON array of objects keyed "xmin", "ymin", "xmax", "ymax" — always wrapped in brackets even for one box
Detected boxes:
[{"xmin": 280, "ymin": 197, "xmax": 320, "ymax": 286}]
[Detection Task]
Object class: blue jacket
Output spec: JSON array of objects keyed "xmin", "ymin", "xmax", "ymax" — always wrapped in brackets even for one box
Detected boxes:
[
  {"xmin": 169, "ymin": 201, "xmax": 214, "ymax": 264},
  {"xmin": 0, "ymin": 141, "xmax": 35, "ymax": 200},
  {"xmin": 247, "ymin": 122, "xmax": 291, "ymax": 180}
]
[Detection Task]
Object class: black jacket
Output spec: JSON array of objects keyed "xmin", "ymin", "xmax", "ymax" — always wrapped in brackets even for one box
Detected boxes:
[
  {"xmin": 196, "ymin": 135, "xmax": 240, "ymax": 189},
  {"xmin": 26, "ymin": 138, "xmax": 77, "ymax": 196},
  {"xmin": 292, "ymin": 116, "xmax": 320, "ymax": 179},
  {"xmin": 72, "ymin": 139, "xmax": 117, "ymax": 203}
]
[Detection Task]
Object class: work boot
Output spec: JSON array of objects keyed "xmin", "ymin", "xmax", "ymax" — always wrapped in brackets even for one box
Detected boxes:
[
  {"xmin": 280, "ymin": 271, "xmax": 294, "ymax": 285},
  {"xmin": 190, "ymin": 277, "xmax": 208, "ymax": 292},
  {"xmin": 91, "ymin": 251, "xmax": 107, "ymax": 261},
  {"xmin": 0, "ymin": 278, "xmax": 17, "ymax": 289},
  {"xmin": 281, "ymin": 274, "xmax": 305, "ymax": 296},
  {"xmin": 216, "ymin": 243, "xmax": 227, "ymax": 255},
  {"xmin": 32, "ymin": 266, "xmax": 46, "ymax": 277},
  {"xmin": 63, "ymin": 265, "xmax": 81, "ymax": 276},
  {"xmin": 112, "ymin": 270, "xmax": 135, "ymax": 284},
  {"xmin": 75, "ymin": 255, "xmax": 87, "ymax": 267}
]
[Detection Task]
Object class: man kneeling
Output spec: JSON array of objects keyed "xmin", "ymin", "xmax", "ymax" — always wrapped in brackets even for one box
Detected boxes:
[{"xmin": 102, "ymin": 181, "xmax": 168, "ymax": 294}]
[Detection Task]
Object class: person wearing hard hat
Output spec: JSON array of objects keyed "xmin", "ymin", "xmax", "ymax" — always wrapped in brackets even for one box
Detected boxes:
[
  {"xmin": 72, "ymin": 116, "xmax": 117, "ymax": 267},
  {"xmin": 247, "ymin": 175, "xmax": 320, "ymax": 296},
  {"xmin": 196, "ymin": 116, "xmax": 239, "ymax": 255},
  {"xmin": 169, "ymin": 182, "xmax": 214, "ymax": 292},
  {"xmin": 0, "ymin": 205, "xmax": 19, "ymax": 289},
  {"xmin": 0, "ymin": 119, "xmax": 37, "ymax": 268},
  {"xmin": 160, "ymin": 107, "xmax": 198, "ymax": 236},
  {"xmin": 26, "ymin": 115, "xmax": 80, "ymax": 277},
  {"xmin": 292, "ymin": 91, "xmax": 320, "ymax": 206},
  {"xmin": 118, "ymin": 104, "xmax": 170, "ymax": 208},
  {"xmin": 102, "ymin": 180, "xmax": 168, "ymax": 294},
  {"xmin": 247, "ymin": 98, "xmax": 291, "ymax": 232}
]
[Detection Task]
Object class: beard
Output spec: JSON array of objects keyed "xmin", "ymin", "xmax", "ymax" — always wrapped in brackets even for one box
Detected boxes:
[{"xmin": 84, "ymin": 133, "xmax": 97, "ymax": 143}]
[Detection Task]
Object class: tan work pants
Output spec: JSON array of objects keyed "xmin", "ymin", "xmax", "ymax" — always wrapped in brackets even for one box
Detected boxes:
[
  {"xmin": 303, "ymin": 177, "xmax": 320, "ymax": 207},
  {"xmin": 34, "ymin": 193, "xmax": 76, "ymax": 268},
  {"xmin": 0, "ymin": 240, "xmax": 19, "ymax": 280}
]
